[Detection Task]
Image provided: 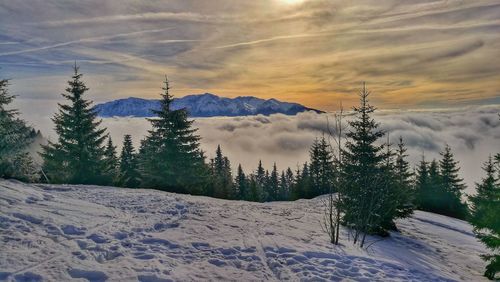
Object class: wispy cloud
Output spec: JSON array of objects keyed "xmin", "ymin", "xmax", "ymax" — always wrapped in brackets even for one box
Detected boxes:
[{"xmin": 0, "ymin": 0, "xmax": 498, "ymax": 109}]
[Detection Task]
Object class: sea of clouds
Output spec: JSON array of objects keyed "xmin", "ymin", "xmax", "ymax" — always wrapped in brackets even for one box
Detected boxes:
[{"xmin": 20, "ymin": 104, "xmax": 499, "ymax": 195}]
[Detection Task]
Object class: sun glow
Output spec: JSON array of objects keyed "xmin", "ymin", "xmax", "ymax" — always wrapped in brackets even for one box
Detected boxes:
[{"xmin": 280, "ymin": 0, "xmax": 304, "ymax": 5}]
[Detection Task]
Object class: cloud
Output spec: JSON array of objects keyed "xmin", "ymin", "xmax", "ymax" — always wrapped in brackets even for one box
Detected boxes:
[
  {"xmin": 16, "ymin": 105, "xmax": 496, "ymax": 195},
  {"xmin": 0, "ymin": 0, "xmax": 499, "ymax": 108}
]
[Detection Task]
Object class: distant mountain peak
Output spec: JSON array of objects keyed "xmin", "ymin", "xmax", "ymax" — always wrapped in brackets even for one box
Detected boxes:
[{"xmin": 94, "ymin": 93, "xmax": 323, "ymax": 118}]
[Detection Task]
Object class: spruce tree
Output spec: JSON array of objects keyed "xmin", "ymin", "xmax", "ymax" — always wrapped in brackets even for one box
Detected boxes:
[
  {"xmin": 439, "ymin": 144, "xmax": 468, "ymax": 219},
  {"xmin": 103, "ymin": 137, "xmax": 119, "ymax": 185},
  {"xmin": 341, "ymin": 83, "xmax": 386, "ymax": 246},
  {"xmin": 290, "ymin": 166, "xmax": 303, "ymax": 200},
  {"xmin": 278, "ymin": 168, "xmax": 294, "ymax": 201},
  {"xmin": 41, "ymin": 65, "xmax": 108, "ymax": 184},
  {"xmin": 309, "ymin": 136, "xmax": 335, "ymax": 197},
  {"xmin": 469, "ymin": 156, "xmax": 500, "ymax": 280},
  {"xmin": 0, "ymin": 78, "xmax": 38, "ymax": 181},
  {"xmin": 235, "ymin": 164, "xmax": 248, "ymax": 200},
  {"xmin": 139, "ymin": 76, "xmax": 206, "ymax": 193},
  {"xmin": 393, "ymin": 137, "xmax": 414, "ymax": 218},
  {"xmin": 415, "ymin": 155, "xmax": 430, "ymax": 209},
  {"xmin": 267, "ymin": 163, "xmax": 279, "ymax": 201},
  {"xmin": 119, "ymin": 135, "xmax": 141, "ymax": 188},
  {"xmin": 211, "ymin": 145, "xmax": 234, "ymax": 199}
]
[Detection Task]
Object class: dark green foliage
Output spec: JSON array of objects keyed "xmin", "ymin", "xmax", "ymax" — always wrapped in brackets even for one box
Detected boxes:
[
  {"xmin": 439, "ymin": 144, "xmax": 469, "ymax": 219},
  {"xmin": 292, "ymin": 163, "xmax": 311, "ymax": 200},
  {"xmin": 278, "ymin": 168, "xmax": 294, "ymax": 201},
  {"xmin": 235, "ymin": 164, "xmax": 248, "ymax": 200},
  {"xmin": 339, "ymin": 84, "xmax": 414, "ymax": 246},
  {"xmin": 139, "ymin": 76, "xmax": 206, "ymax": 194},
  {"xmin": 376, "ymin": 137, "xmax": 414, "ymax": 233},
  {"xmin": 392, "ymin": 137, "xmax": 415, "ymax": 218},
  {"xmin": 415, "ymin": 145, "xmax": 468, "ymax": 219},
  {"xmin": 341, "ymin": 85, "xmax": 386, "ymax": 245},
  {"xmin": 103, "ymin": 137, "xmax": 119, "ymax": 184},
  {"xmin": 211, "ymin": 145, "xmax": 235, "ymax": 199},
  {"xmin": 0, "ymin": 78, "xmax": 38, "ymax": 181},
  {"xmin": 469, "ymin": 155, "xmax": 500, "ymax": 280},
  {"xmin": 266, "ymin": 163, "xmax": 279, "ymax": 201},
  {"xmin": 40, "ymin": 65, "xmax": 109, "ymax": 184},
  {"xmin": 118, "ymin": 135, "xmax": 141, "ymax": 188},
  {"xmin": 309, "ymin": 136, "xmax": 335, "ymax": 197}
]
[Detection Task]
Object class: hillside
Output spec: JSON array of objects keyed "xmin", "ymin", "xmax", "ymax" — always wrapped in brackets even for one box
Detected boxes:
[
  {"xmin": 94, "ymin": 93, "xmax": 323, "ymax": 118},
  {"xmin": 0, "ymin": 179, "xmax": 487, "ymax": 281}
]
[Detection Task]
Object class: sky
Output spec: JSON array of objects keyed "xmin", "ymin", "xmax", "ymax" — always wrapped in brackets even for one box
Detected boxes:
[{"xmin": 1, "ymin": 0, "xmax": 500, "ymax": 111}]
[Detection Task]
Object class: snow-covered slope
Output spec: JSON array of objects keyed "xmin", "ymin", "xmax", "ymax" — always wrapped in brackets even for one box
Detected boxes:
[
  {"xmin": 0, "ymin": 179, "xmax": 487, "ymax": 281},
  {"xmin": 94, "ymin": 94, "xmax": 323, "ymax": 118}
]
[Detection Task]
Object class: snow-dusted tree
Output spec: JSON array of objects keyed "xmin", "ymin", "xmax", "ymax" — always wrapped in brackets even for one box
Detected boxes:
[
  {"xmin": 118, "ymin": 135, "xmax": 141, "ymax": 188},
  {"xmin": 309, "ymin": 136, "xmax": 335, "ymax": 197},
  {"xmin": 469, "ymin": 155, "xmax": 500, "ymax": 280},
  {"xmin": 41, "ymin": 65, "xmax": 108, "ymax": 184},
  {"xmin": 139, "ymin": 76, "xmax": 206, "ymax": 194},
  {"xmin": 103, "ymin": 136, "xmax": 119, "ymax": 184},
  {"xmin": 0, "ymin": 78, "xmax": 38, "ymax": 182}
]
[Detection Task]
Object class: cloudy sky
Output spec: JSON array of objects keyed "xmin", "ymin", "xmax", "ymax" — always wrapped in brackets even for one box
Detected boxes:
[{"xmin": 1, "ymin": 0, "xmax": 500, "ymax": 110}]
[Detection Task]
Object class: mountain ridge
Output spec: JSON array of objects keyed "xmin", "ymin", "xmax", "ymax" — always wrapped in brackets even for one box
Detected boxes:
[{"xmin": 94, "ymin": 93, "xmax": 324, "ymax": 117}]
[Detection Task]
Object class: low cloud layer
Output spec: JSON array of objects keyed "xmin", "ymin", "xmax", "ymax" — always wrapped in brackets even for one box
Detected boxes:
[{"xmin": 23, "ymin": 105, "xmax": 499, "ymax": 195}]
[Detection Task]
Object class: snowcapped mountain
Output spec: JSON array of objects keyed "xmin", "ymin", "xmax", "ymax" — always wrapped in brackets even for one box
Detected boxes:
[
  {"xmin": 94, "ymin": 93, "xmax": 323, "ymax": 117},
  {"xmin": 0, "ymin": 179, "xmax": 487, "ymax": 281}
]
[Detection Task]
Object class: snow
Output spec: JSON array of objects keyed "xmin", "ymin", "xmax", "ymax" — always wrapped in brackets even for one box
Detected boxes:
[{"xmin": 0, "ymin": 179, "xmax": 488, "ymax": 281}]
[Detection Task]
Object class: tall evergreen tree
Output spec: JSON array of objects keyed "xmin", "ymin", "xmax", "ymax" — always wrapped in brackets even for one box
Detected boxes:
[
  {"xmin": 103, "ymin": 136, "xmax": 119, "ymax": 184},
  {"xmin": 393, "ymin": 137, "xmax": 415, "ymax": 218},
  {"xmin": 278, "ymin": 168, "xmax": 294, "ymax": 201},
  {"xmin": 235, "ymin": 164, "xmax": 248, "ymax": 200},
  {"xmin": 309, "ymin": 136, "xmax": 335, "ymax": 197},
  {"xmin": 267, "ymin": 163, "xmax": 279, "ymax": 201},
  {"xmin": 119, "ymin": 135, "xmax": 141, "ymax": 188},
  {"xmin": 139, "ymin": 76, "xmax": 206, "ymax": 194},
  {"xmin": 439, "ymin": 144, "xmax": 468, "ymax": 219},
  {"xmin": 41, "ymin": 65, "xmax": 108, "ymax": 184},
  {"xmin": 341, "ymin": 83, "xmax": 393, "ymax": 246},
  {"xmin": 0, "ymin": 77, "xmax": 38, "ymax": 181},
  {"xmin": 469, "ymin": 156, "xmax": 500, "ymax": 280},
  {"xmin": 211, "ymin": 145, "xmax": 234, "ymax": 199},
  {"xmin": 415, "ymin": 155, "xmax": 430, "ymax": 208}
]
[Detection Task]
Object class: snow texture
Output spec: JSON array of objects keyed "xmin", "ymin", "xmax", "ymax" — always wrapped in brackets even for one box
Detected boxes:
[{"xmin": 0, "ymin": 179, "xmax": 488, "ymax": 281}]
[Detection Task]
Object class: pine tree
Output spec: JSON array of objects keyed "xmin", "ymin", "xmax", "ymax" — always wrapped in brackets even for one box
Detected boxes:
[
  {"xmin": 341, "ymin": 83, "xmax": 386, "ymax": 246},
  {"xmin": 439, "ymin": 144, "xmax": 468, "ymax": 219},
  {"xmin": 235, "ymin": 164, "xmax": 248, "ymax": 200},
  {"xmin": 393, "ymin": 137, "xmax": 414, "ymax": 218},
  {"xmin": 211, "ymin": 145, "xmax": 234, "ymax": 199},
  {"xmin": 309, "ymin": 136, "xmax": 335, "ymax": 197},
  {"xmin": 41, "ymin": 65, "xmax": 108, "ymax": 184},
  {"xmin": 139, "ymin": 76, "xmax": 206, "ymax": 194},
  {"xmin": 469, "ymin": 156, "xmax": 500, "ymax": 280},
  {"xmin": 415, "ymin": 155, "xmax": 430, "ymax": 209},
  {"xmin": 266, "ymin": 163, "xmax": 279, "ymax": 201},
  {"xmin": 290, "ymin": 166, "xmax": 303, "ymax": 200},
  {"xmin": 118, "ymin": 135, "xmax": 141, "ymax": 188},
  {"xmin": 278, "ymin": 168, "xmax": 294, "ymax": 201},
  {"xmin": 0, "ymin": 77, "xmax": 37, "ymax": 181},
  {"xmin": 103, "ymin": 137, "xmax": 119, "ymax": 185}
]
